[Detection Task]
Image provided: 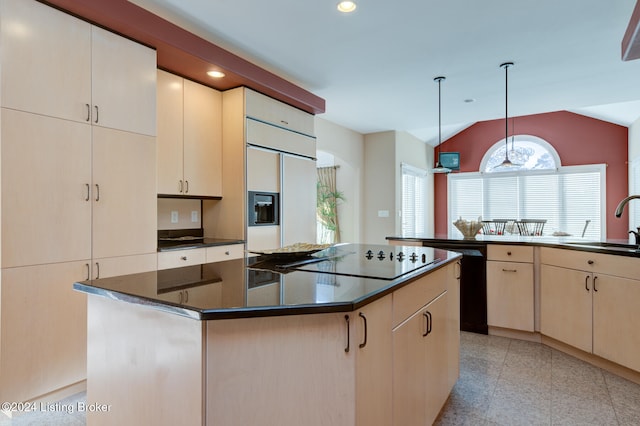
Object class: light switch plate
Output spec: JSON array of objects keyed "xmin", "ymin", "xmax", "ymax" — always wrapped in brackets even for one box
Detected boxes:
[
  {"xmin": 191, "ymin": 210, "xmax": 199, "ymax": 222},
  {"xmin": 378, "ymin": 210, "xmax": 390, "ymax": 218},
  {"xmin": 171, "ymin": 211, "xmax": 179, "ymax": 223}
]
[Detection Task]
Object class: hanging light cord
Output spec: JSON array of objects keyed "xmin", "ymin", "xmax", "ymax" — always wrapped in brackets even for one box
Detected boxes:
[
  {"xmin": 434, "ymin": 76, "xmax": 446, "ymax": 167},
  {"xmin": 500, "ymin": 62, "xmax": 514, "ymax": 164}
]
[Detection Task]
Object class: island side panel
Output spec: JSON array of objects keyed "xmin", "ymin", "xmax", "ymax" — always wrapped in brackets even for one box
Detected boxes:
[
  {"xmin": 86, "ymin": 295, "xmax": 205, "ymax": 426},
  {"xmin": 206, "ymin": 312, "xmax": 356, "ymax": 426}
]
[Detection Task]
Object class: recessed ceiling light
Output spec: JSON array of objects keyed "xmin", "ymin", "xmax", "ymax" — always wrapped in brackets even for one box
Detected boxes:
[
  {"xmin": 337, "ymin": 1, "xmax": 357, "ymax": 13},
  {"xmin": 464, "ymin": 98, "xmax": 475, "ymax": 103},
  {"xmin": 207, "ymin": 70, "xmax": 226, "ymax": 78}
]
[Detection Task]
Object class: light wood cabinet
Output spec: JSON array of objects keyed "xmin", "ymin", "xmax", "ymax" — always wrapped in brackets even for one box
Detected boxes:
[
  {"xmin": 0, "ymin": 0, "xmax": 156, "ymax": 136},
  {"xmin": 157, "ymin": 70, "xmax": 222, "ymax": 197},
  {"xmin": 245, "ymin": 88, "xmax": 315, "ymax": 136},
  {"xmin": 541, "ymin": 248, "xmax": 640, "ymax": 373},
  {"xmin": 158, "ymin": 248, "xmax": 207, "ymax": 270},
  {"xmin": 392, "ymin": 263, "xmax": 459, "ymax": 426},
  {"xmin": 486, "ymin": 245, "xmax": 534, "ymax": 331},
  {"xmin": 205, "ymin": 244, "xmax": 244, "ymax": 262},
  {"xmin": 0, "ymin": 262, "xmax": 88, "ymax": 404}
]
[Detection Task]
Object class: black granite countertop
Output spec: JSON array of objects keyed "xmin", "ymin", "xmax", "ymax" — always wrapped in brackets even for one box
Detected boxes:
[
  {"xmin": 74, "ymin": 244, "xmax": 462, "ymax": 320},
  {"xmin": 387, "ymin": 235, "xmax": 640, "ymax": 258}
]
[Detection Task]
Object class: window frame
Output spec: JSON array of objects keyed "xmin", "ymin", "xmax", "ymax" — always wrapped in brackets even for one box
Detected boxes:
[{"xmin": 479, "ymin": 134, "xmax": 562, "ymax": 173}]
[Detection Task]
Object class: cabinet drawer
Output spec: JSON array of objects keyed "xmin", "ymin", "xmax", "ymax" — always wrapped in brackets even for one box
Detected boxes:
[
  {"xmin": 158, "ymin": 248, "xmax": 206, "ymax": 270},
  {"xmin": 487, "ymin": 245, "xmax": 533, "ymax": 262},
  {"xmin": 392, "ymin": 266, "xmax": 448, "ymax": 328},
  {"xmin": 206, "ymin": 244, "xmax": 244, "ymax": 263},
  {"xmin": 245, "ymin": 88, "xmax": 315, "ymax": 136},
  {"xmin": 246, "ymin": 118, "xmax": 315, "ymax": 158},
  {"xmin": 540, "ymin": 247, "xmax": 640, "ymax": 280}
]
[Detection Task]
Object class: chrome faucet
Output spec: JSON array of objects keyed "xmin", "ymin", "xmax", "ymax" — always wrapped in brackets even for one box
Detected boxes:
[{"xmin": 615, "ymin": 195, "xmax": 640, "ymax": 218}]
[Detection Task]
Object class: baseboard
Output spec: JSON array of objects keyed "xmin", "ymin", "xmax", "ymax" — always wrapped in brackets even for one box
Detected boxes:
[
  {"xmin": 488, "ymin": 326, "xmax": 541, "ymax": 343},
  {"xmin": 1, "ymin": 380, "xmax": 86, "ymax": 418},
  {"xmin": 541, "ymin": 335, "xmax": 640, "ymax": 386}
]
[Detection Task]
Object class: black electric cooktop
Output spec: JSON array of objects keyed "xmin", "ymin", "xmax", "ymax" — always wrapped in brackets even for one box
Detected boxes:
[{"xmin": 281, "ymin": 244, "xmax": 444, "ymax": 280}]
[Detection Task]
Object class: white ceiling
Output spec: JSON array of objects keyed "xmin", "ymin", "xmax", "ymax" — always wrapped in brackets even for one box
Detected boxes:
[{"xmin": 130, "ymin": 0, "xmax": 640, "ymax": 145}]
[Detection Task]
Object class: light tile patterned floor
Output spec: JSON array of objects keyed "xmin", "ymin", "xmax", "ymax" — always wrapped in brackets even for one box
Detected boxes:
[
  {"xmin": 436, "ymin": 332, "xmax": 640, "ymax": 426},
  {"xmin": 2, "ymin": 331, "xmax": 640, "ymax": 425}
]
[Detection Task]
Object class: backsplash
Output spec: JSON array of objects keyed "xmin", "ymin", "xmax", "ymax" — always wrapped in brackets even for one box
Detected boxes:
[{"xmin": 158, "ymin": 198, "xmax": 202, "ymax": 230}]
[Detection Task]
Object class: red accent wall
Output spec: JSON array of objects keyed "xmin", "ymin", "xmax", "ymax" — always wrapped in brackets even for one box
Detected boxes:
[{"xmin": 434, "ymin": 111, "xmax": 629, "ymax": 239}]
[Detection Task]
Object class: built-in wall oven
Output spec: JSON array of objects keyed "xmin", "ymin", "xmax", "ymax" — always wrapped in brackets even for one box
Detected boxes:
[{"xmin": 248, "ymin": 191, "xmax": 280, "ymax": 226}]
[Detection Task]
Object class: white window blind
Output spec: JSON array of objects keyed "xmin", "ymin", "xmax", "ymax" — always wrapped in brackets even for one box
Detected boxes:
[
  {"xmin": 448, "ymin": 165, "xmax": 605, "ymax": 239},
  {"xmin": 401, "ymin": 163, "xmax": 427, "ymax": 237}
]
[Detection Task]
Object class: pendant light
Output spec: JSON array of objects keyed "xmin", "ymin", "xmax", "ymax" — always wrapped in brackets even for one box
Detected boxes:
[
  {"xmin": 432, "ymin": 76, "xmax": 451, "ymax": 174},
  {"xmin": 495, "ymin": 62, "xmax": 520, "ymax": 169}
]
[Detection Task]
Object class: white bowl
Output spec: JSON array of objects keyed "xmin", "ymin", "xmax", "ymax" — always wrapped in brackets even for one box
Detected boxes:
[{"xmin": 453, "ymin": 219, "xmax": 483, "ymax": 240}]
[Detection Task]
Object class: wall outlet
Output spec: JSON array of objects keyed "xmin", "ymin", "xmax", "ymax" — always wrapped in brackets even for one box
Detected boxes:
[
  {"xmin": 170, "ymin": 211, "xmax": 179, "ymax": 223},
  {"xmin": 191, "ymin": 210, "xmax": 199, "ymax": 222},
  {"xmin": 378, "ymin": 210, "xmax": 390, "ymax": 218}
]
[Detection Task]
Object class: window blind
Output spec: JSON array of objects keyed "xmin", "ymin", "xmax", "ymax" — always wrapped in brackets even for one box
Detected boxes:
[
  {"xmin": 448, "ymin": 165, "xmax": 605, "ymax": 239},
  {"xmin": 401, "ymin": 163, "xmax": 427, "ymax": 237}
]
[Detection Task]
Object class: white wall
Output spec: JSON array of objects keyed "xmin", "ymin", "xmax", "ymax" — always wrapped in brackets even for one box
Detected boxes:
[{"xmin": 315, "ymin": 118, "xmax": 364, "ymax": 243}]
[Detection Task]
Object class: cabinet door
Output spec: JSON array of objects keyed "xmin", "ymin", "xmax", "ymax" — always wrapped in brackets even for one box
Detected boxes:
[
  {"xmin": 91, "ymin": 126, "xmax": 156, "ymax": 259},
  {"xmin": 540, "ymin": 264, "xmax": 592, "ymax": 353},
  {"xmin": 156, "ymin": 70, "xmax": 184, "ymax": 195},
  {"xmin": 593, "ymin": 274, "xmax": 640, "ymax": 372},
  {"xmin": 486, "ymin": 260, "xmax": 534, "ymax": 331},
  {"xmin": 1, "ymin": 109, "xmax": 92, "ymax": 267},
  {"xmin": 0, "ymin": 0, "xmax": 92, "ymax": 121},
  {"xmin": 393, "ymin": 307, "xmax": 428, "ymax": 426},
  {"xmin": 183, "ymin": 79, "xmax": 222, "ymax": 197},
  {"xmin": 0, "ymin": 261, "xmax": 88, "ymax": 403},
  {"xmin": 423, "ymin": 292, "xmax": 450, "ymax": 426},
  {"xmin": 91, "ymin": 26, "xmax": 157, "ymax": 136},
  {"xmin": 282, "ymin": 154, "xmax": 316, "ymax": 246},
  {"xmin": 355, "ymin": 296, "xmax": 392, "ymax": 426}
]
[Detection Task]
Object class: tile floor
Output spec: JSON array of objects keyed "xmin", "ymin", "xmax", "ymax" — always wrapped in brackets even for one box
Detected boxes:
[
  {"xmin": 435, "ymin": 332, "xmax": 640, "ymax": 425},
  {"xmin": 2, "ymin": 331, "xmax": 640, "ymax": 425}
]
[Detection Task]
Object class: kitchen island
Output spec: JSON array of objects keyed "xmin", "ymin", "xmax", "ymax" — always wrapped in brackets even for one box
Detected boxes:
[{"xmin": 74, "ymin": 244, "xmax": 462, "ymax": 426}]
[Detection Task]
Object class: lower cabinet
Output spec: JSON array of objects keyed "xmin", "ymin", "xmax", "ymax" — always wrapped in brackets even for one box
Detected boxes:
[
  {"xmin": 540, "ymin": 247, "xmax": 640, "ymax": 373},
  {"xmin": 0, "ymin": 262, "xmax": 88, "ymax": 404},
  {"xmin": 393, "ymin": 291, "xmax": 449, "ymax": 426},
  {"xmin": 486, "ymin": 245, "xmax": 534, "ymax": 332}
]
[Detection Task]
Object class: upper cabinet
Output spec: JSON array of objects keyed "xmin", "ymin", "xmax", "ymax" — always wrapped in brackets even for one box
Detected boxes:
[
  {"xmin": 245, "ymin": 88, "xmax": 315, "ymax": 137},
  {"xmin": 157, "ymin": 70, "xmax": 222, "ymax": 198},
  {"xmin": 0, "ymin": 0, "xmax": 156, "ymax": 136}
]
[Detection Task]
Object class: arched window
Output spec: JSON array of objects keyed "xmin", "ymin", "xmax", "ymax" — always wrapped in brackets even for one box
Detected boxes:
[
  {"xmin": 480, "ymin": 135, "xmax": 561, "ymax": 173},
  {"xmin": 448, "ymin": 136, "xmax": 606, "ymax": 239}
]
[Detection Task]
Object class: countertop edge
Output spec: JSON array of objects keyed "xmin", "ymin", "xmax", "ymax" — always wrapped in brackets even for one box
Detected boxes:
[{"xmin": 74, "ymin": 253, "xmax": 462, "ymax": 321}]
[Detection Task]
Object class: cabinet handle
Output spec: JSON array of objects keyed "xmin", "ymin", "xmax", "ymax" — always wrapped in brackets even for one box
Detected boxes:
[
  {"xmin": 502, "ymin": 268, "xmax": 517, "ymax": 273},
  {"xmin": 185, "ymin": 180, "xmax": 189, "ymax": 194},
  {"xmin": 85, "ymin": 263, "xmax": 90, "ymax": 281},
  {"xmin": 593, "ymin": 276, "xmax": 598, "ymax": 292},
  {"xmin": 184, "ymin": 290, "xmax": 189, "ymax": 303},
  {"xmin": 280, "ymin": 120, "xmax": 289, "ymax": 126},
  {"xmin": 181, "ymin": 256, "xmax": 187, "ymax": 261},
  {"xmin": 95, "ymin": 262, "xmax": 100, "ymax": 280},
  {"xmin": 94, "ymin": 105, "xmax": 99, "ymax": 123},
  {"xmin": 585, "ymin": 275, "xmax": 590, "ymax": 292},
  {"xmin": 358, "ymin": 312, "xmax": 368, "ymax": 349},
  {"xmin": 225, "ymin": 251, "xmax": 230, "ymax": 256},
  {"xmin": 95, "ymin": 184, "xmax": 100, "ymax": 202},
  {"xmin": 179, "ymin": 291, "xmax": 184, "ymax": 304},
  {"xmin": 507, "ymin": 251, "xmax": 512, "ymax": 256},
  {"xmin": 85, "ymin": 104, "xmax": 91, "ymax": 122},
  {"xmin": 455, "ymin": 261, "xmax": 461, "ymax": 280},
  {"xmin": 85, "ymin": 184, "xmax": 90, "ymax": 201},
  {"xmin": 179, "ymin": 180, "xmax": 184, "ymax": 193},
  {"xmin": 344, "ymin": 315, "xmax": 350, "ymax": 353},
  {"xmin": 423, "ymin": 311, "xmax": 432, "ymax": 337},
  {"xmin": 588, "ymin": 260, "xmax": 594, "ymax": 265}
]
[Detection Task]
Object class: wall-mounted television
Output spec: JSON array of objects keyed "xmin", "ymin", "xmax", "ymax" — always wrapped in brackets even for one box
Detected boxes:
[{"xmin": 439, "ymin": 152, "xmax": 460, "ymax": 171}]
